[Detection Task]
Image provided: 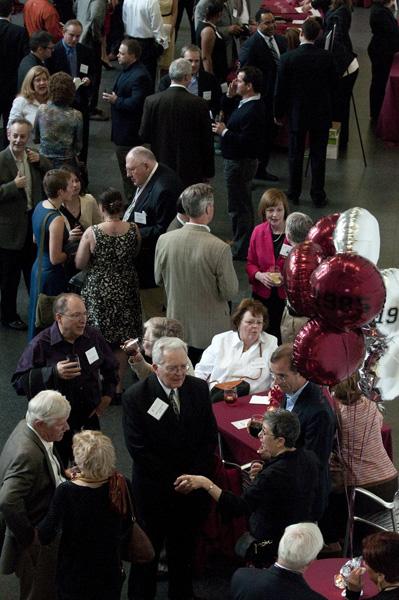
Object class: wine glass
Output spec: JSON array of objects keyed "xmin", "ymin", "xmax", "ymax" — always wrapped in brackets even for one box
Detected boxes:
[
  {"xmin": 247, "ymin": 414, "xmax": 264, "ymax": 438},
  {"xmin": 223, "ymin": 387, "xmax": 238, "ymax": 405}
]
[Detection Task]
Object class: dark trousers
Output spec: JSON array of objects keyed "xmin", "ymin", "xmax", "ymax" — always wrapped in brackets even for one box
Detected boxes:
[
  {"xmin": 369, "ymin": 57, "xmax": 392, "ymax": 121},
  {"xmin": 0, "ymin": 91, "xmax": 14, "ymax": 148},
  {"xmin": 115, "ymin": 144, "xmax": 136, "ymax": 201},
  {"xmin": 89, "ymin": 41, "xmax": 103, "ymax": 112},
  {"xmin": 333, "ymin": 69, "xmax": 358, "ymax": 148},
  {"xmin": 253, "ymin": 290, "xmax": 285, "ymax": 345},
  {"xmin": 224, "ymin": 157, "xmax": 258, "ymax": 260},
  {"xmin": 288, "ymin": 125, "xmax": 329, "ymax": 204},
  {"xmin": 79, "ymin": 108, "xmax": 90, "ymax": 164},
  {"xmin": 0, "ymin": 246, "xmax": 23, "ymax": 323},
  {"xmin": 134, "ymin": 38, "xmax": 160, "ymax": 91},
  {"xmin": 175, "ymin": 0, "xmax": 196, "ymax": 43}
]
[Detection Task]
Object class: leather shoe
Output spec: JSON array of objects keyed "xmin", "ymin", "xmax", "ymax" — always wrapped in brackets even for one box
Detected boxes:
[
  {"xmin": 2, "ymin": 318, "xmax": 28, "ymax": 331},
  {"xmin": 89, "ymin": 109, "xmax": 109, "ymax": 121},
  {"xmin": 254, "ymin": 168, "xmax": 279, "ymax": 182}
]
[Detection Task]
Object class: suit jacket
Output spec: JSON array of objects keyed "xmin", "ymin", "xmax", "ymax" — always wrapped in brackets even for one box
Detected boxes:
[
  {"xmin": 139, "ymin": 86, "xmax": 215, "ymax": 187},
  {"xmin": 159, "ymin": 69, "xmax": 222, "ymax": 117},
  {"xmin": 111, "ymin": 60, "xmax": 153, "ymax": 146},
  {"xmin": 126, "ymin": 163, "xmax": 183, "ymax": 289},
  {"xmin": 46, "ymin": 40, "xmax": 94, "ymax": 111},
  {"xmin": 0, "ymin": 20, "xmax": 29, "ymax": 98},
  {"xmin": 0, "ymin": 421, "xmax": 58, "ymax": 574},
  {"xmin": 18, "ymin": 53, "xmax": 45, "ymax": 90},
  {"xmin": 274, "ymin": 43, "xmax": 338, "ymax": 131},
  {"xmin": 220, "ymin": 96, "xmax": 266, "ymax": 160},
  {"xmin": 282, "ymin": 381, "xmax": 336, "ymax": 518},
  {"xmin": 0, "ymin": 147, "xmax": 51, "ymax": 250},
  {"xmin": 154, "ymin": 223, "xmax": 239, "ymax": 348},
  {"xmin": 231, "ymin": 564, "xmax": 327, "ymax": 600},
  {"xmin": 368, "ymin": 3, "xmax": 399, "ymax": 64},
  {"xmin": 122, "ymin": 373, "xmax": 218, "ymax": 492},
  {"xmin": 239, "ymin": 31, "xmax": 287, "ymax": 108}
]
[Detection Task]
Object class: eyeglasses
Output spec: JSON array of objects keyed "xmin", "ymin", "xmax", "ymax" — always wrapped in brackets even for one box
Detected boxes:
[
  {"xmin": 160, "ymin": 364, "xmax": 190, "ymax": 374},
  {"xmin": 242, "ymin": 319, "xmax": 264, "ymax": 326},
  {"xmin": 60, "ymin": 312, "xmax": 88, "ymax": 320},
  {"xmin": 260, "ymin": 428, "xmax": 276, "ymax": 438},
  {"xmin": 270, "ymin": 372, "xmax": 287, "ymax": 382}
]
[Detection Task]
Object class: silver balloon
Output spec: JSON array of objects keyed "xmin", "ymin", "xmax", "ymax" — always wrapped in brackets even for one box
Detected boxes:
[
  {"xmin": 333, "ymin": 207, "xmax": 380, "ymax": 265},
  {"xmin": 376, "ymin": 268, "xmax": 399, "ymax": 338}
]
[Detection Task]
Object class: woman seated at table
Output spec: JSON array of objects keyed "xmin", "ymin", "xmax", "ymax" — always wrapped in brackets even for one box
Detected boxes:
[
  {"xmin": 175, "ymin": 409, "xmax": 320, "ymax": 567},
  {"xmin": 345, "ymin": 532, "xmax": 399, "ymax": 600},
  {"xmin": 122, "ymin": 316, "xmax": 194, "ymax": 380},
  {"xmin": 195, "ymin": 298, "xmax": 278, "ymax": 399}
]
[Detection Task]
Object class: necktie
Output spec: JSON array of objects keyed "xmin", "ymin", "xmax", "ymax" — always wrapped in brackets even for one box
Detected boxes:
[
  {"xmin": 267, "ymin": 37, "xmax": 280, "ymax": 65},
  {"xmin": 67, "ymin": 46, "xmax": 77, "ymax": 77},
  {"xmin": 169, "ymin": 389, "xmax": 180, "ymax": 419}
]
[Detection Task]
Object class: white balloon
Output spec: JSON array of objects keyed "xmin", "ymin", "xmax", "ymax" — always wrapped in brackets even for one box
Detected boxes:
[
  {"xmin": 375, "ymin": 336, "xmax": 399, "ymax": 401},
  {"xmin": 333, "ymin": 207, "xmax": 380, "ymax": 265},
  {"xmin": 375, "ymin": 268, "xmax": 399, "ymax": 338}
]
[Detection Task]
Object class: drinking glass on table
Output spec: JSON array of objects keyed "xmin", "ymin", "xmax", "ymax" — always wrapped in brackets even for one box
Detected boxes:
[
  {"xmin": 224, "ymin": 387, "xmax": 238, "ymax": 404},
  {"xmin": 247, "ymin": 414, "xmax": 264, "ymax": 438}
]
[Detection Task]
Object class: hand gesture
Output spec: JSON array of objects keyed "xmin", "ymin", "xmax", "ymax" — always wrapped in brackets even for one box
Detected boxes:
[
  {"xmin": 14, "ymin": 171, "xmax": 27, "ymax": 189},
  {"xmin": 56, "ymin": 359, "xmax": 81, "ymax": 380},
  {"xmin": 26, "ymin": 148, "xmax": 39, "ymax": 163},
  {"xmin": 69, "ymin": 226, "xmax": 83, "ymax": 240}
]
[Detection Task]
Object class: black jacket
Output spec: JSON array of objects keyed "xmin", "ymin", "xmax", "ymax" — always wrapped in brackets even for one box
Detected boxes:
[
  {"xmin": 220, "ymin": 96, "xmax": 266, "ymax": 160},
  {"xmin": 368, "ymin": 3, "xmax": 399, "ymax": 63},
  {"xmin": 159, "ymin": 69, "xmax": 222, "ymax": 117},
  {"xmin": 0, "ymin": 20, "xmax": 28, "ymax": 97}
]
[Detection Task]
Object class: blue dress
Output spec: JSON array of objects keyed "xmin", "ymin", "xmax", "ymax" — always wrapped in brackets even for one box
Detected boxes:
[{"xmin": 28, "ymin": 202, "xmax": 68, "ymax": 339}]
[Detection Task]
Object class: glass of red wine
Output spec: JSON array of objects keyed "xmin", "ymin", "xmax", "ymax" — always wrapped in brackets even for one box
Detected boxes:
[
  {"xmin": 224, "ymin": 387, "xmax": 238, "ymax": 405},
  {"xmin": 247, "ymin": 414, "xmax": 264, "ymax": 438}
]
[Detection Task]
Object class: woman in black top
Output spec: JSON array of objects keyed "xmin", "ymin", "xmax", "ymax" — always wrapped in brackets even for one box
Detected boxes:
[
  {"xmin": 368, "ymin": 0, "xmax": 399, "ymax": 120},
  {"xmin": 196, "ymin": 0, "xmax": 228, "ymax": 83}
]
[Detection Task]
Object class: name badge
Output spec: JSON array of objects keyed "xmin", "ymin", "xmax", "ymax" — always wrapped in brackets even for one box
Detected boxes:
[
  {"xmin": 134, "ymin": 211, "xmax": 147, "ymax": 224},
  {"xmin": 203, "ymin": 90, "xmax": 212, "ymax": 101},
  {"xmin": 85, "ymin": 346, "xmax": 99, "ymax": 364},
  {"xmin": 220, "ymin": 82, "xmax": 228, "ymax": 94},
  {"xmin": 147, "ymin": 398, "xmax": 169, "ymax": 420},
  {"xmin": 80, "ymin": 63, "xmax": 89, "ymax": 74},
  {"xmin": 280, "ymin": 243, "xmax": 292, "ymax": 258},
  {"xmin": 233, "ymin": 8, "xmax": 238, "ymax": 17}
]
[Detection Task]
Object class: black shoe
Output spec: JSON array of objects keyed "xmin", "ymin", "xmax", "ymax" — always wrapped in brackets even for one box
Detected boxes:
[
  {"xmin": 2, "ymin": 318, "xmax": 28, "ymax": 331},
  {"xmin": 254, "ymin": 168, "xmax": 279, "ymax": 182},
  {"xmin": 89, "ymin": 108, "xmax": 109, "ymax": 121}
]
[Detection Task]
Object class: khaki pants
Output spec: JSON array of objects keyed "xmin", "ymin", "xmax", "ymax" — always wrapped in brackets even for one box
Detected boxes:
[{"xmin": 280, "ymin": 306, "xmax": 309, "ymax": 344}]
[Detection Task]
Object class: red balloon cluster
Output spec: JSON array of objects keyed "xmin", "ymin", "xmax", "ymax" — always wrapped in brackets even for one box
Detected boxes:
[{"xmin": 285, "ymin": 214, "xmax": 387, "ymax": 386}]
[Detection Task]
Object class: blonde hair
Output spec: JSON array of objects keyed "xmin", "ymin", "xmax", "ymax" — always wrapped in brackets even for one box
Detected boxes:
[
  {"xmin": 20, "ymin": 66, "xmax": 50, "ymax": 103},
  {"xmin": 72, "ymin": 431, "xmax": 116, "ymax": 479}
]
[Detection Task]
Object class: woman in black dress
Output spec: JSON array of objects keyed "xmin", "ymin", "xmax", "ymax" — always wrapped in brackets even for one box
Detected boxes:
[{"xmin": 196, "ymin": 0, "xmax": 228, "ymax": 83}]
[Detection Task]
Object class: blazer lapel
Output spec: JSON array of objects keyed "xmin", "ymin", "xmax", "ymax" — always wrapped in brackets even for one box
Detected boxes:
[{"xmin": 24, "ymin": 425, "xmax": 57, "ymax": 487}]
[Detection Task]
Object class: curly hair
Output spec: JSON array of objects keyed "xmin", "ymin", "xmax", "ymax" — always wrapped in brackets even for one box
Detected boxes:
[
  {"xmin": 49, "ymin": 71, "xmax": 76, "ymax": 106},
  {"xmin": 72, "ymin": 430, "xmax": 116, "ymax": 480}
]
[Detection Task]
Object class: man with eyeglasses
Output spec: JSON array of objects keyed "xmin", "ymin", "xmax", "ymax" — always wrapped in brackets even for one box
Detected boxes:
[
  {"xmin": 12, "ymin": 293, "xmax": 118, "ymax": 466},
  {"xmin": 269, "ymin": 343, "xmax": 336, "ymax": 521},
  {"xmin": 17, "ymin": 30, "xmax": 55, "ymax": 90},
  {"xmin": 122, "ymin": 336, "xmax": 217, "ymax": 600}
]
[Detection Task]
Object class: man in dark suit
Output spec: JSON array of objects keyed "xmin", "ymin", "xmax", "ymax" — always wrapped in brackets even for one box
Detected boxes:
[
  {"xmin": 17, "ymin": 30, "xmax": 54, "ymax": 90},
  {"xmin": 139, "ymin": 58, "xmax": 215, "ymax": 188},
  {"xmin": 0, "ymin": 0, "xmax": 29, "ymax": 147},
  {"xmin": 47, "ymin": 19, "xmax": 94, "ymax": 164},
  {"xmin": 124, "ymin": 146, "xmax": 184, "ymax": 318},
  {"xmin": 274, "ymin": 17, "xmax": 337, "ymax": 207},
  {"xmin": 0, "ymin": 390, "xmax": 70, "ymax": 600},
  {"xmin": 159, "ymin": 44, "xmax": 222, "ymax": 117},
  {"xmin": 0, "ymin": 118, "xmax": 51, "ymax": 330},
  {"xmin": 213, "ymin": 66, "xmax": 266, "ymax": 260},
  {"xmin": 239, "ymin": 9, "xmax": 287, "ymax": 181},
  {"xmin": 231, "ymin": 522, "xmax": 327, "ymax": 600},
  {"xmin": 269, "ymin": 343, "xmax": 336, "ymax": 520},
  {"xmin": 122, "ymin": 336, "xmax": 218, "ymax": 600},
  {"xmin": 102, "ymin": 37, "xmax": 153, "ymax": 200}
]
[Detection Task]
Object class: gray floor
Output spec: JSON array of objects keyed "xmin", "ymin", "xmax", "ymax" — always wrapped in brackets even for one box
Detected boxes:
[{"xmin": 1, "ymin": 6, "xmax": 399, "ymax": 599}]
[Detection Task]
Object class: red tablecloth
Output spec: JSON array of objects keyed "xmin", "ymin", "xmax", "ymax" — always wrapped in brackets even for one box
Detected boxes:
[
  {"xmin": 377, "ymin": 52, "xmax": 399, "ymax": 145},
  {"xmin": 213, "ymin": 393, "xmax": 393, "ymax": 464},
  {"xmin": 304, "ymin": 558, "xmax": 378, "ymax": 599}
]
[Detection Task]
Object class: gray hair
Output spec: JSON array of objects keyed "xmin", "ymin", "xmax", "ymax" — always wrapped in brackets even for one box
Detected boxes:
[
  {"xmin": 181, "ymin": 44, "xmax": 201, "ymax": 56},
  {"xmin": 53, "ymin": 292, "xmax": 84, "ymax": 317},
  {"xmin": 26, "ymin": 390, "xmax": 71, "ymax": 426},
  {"xmin": 126, "ymin": 145, "xmax": 156, "ymax": 164},
  {"xmin": 180, "ymin": 183, "xmax": 214, "ymax": 218},
  {"xmin": 263, "ymin": 409, "xmax": 300, "ymax": 447},
  {"xmin": 8, "ymin": 118, "xmax": 32, "ymax": 130},
  {"xmin": 152, "ymin": 336, "xmax": 188, "ymax": 365},
  {"xmin": 285, "ymin": 212, "xmax": 313, "ymax": 246},
  {"xmin": 278, "ymin": 523, "xmax": 324, "ymax": 569},
  {"xmin": 169, "ymin": 58, "xmax": 192, "ymax": 82}
]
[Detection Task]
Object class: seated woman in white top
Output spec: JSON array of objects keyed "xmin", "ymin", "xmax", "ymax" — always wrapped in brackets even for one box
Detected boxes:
[
  {"xmin": 8, "ymin": 65, "xmax": 49, "ymax": 129},
  {"xmin": 195, "ymin": 298, "xmax": 278, "ymax": 396}
]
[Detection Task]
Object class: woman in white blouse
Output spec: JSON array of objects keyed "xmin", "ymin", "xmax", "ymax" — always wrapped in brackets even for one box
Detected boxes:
[
  {"xmin": 195, "ymin": 298, "xmax": 278, "ymax": 395},
  {"xmin": 8, "ymin": 66, "xmax": 49, "ymax": 128}
]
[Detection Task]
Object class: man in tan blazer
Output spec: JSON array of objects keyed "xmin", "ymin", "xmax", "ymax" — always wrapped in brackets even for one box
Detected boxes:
[{"xmin": 154, "ymin": 183, "xmax": 239, "ymax": 364}]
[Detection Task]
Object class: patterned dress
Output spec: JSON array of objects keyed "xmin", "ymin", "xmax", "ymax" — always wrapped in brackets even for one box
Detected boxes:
[{"xmin": 82, "ymin": 224, "xmax": 142, "ymax": 344}]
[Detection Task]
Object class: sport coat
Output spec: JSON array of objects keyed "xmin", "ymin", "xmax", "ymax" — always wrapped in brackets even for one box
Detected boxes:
[
  {"xmin": 231, "ymin": 564, "xmax": 327, "ymax": 600},
  {"xmin": 0, "ymin": 20, "xmax": 29, "ymax": 99},
  {"xmin": 158, "ymin": 69, "xmax": 222, "ymax": 117},
  {"xmin": 0, "ymin": 147, "xmax": 51, "ymax": 250},
  {"xmin": 139, "ymin": 86, "xmax": 215, "ymax": 187},
  {"xmin": 0, "ymin": 421, "xmax": 58, "ymax": 574},
  {"xmin": 239, "ymin": 30, "xmax": 287, "ymax": 108},
  {"xmin": 111, "ymin": 60, "xmax": 153, "ymax": 146},
  {"xmin": 274, "ymin": 43, "xmax": 338, "ymax": 131},
  {"xmin": 154, "ymin": 223, "xmax": 239, "ymax": 349}
]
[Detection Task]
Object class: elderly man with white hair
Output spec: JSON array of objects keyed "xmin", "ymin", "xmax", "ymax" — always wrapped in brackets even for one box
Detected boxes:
[
  {"xmin": 231, "ymin": 522, "xmax": 327, "ymax": 600},
  {"xmin": 0, "ymin": 390, "xmax": 70, "ymax": 600}
]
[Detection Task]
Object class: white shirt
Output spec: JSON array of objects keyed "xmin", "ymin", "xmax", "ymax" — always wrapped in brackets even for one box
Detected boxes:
[
  {"xmin": 8, "ymin": 96, "xmax": 41, "ymax": 129},
  {"xmin": 156, "ymin": 376, "xmax": 180, "ymax": 411},
  {"xmin": 185, "ymin": 222, "xmax": 210, "ymax": 232},
  {"xmin": 9, "ymin": 146, "xmax": 33, "ymax": 210},
  {"xmin": 195, "ymin": 330, "xmax": 278, "ymax": 393},
  {"xmin": 122, "ymin": 0, "xmax": 168, "ymax": 48},
  {"xmin": 27, "ymin": 424, "xmax": 66, "ymax": 487}
]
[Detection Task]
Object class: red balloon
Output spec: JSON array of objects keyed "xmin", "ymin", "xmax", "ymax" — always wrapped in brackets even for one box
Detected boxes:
[
  {"xmin": 283, "ymin": 241, "xmax": 324, "ymax": 317},
  {"xmin": 306, "ymin": 213, "xmax": 340, "ymax": 257},
  {"xmin": 293, "ymin": 319, "xmax": 366, "ymax": 386},
  {"xmin": 311, "ymin": 253, "xmax": 386, "ymax": 330}
]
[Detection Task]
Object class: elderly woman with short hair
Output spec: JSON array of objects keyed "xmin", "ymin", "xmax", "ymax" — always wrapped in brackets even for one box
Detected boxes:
[
  {"xmin": 37, "ymin": 430, "xmax": 130, "ymax": 600},
  {"xmin": 195, "ymin": 298, "xmax": 278, "ymax": 398}
]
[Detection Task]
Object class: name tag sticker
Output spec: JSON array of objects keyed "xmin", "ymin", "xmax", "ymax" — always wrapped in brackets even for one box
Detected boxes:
[
  {"xmin": 233, "ymin": 8, "xmax": 238, "ymax": 17},
  {"xmin": 203, "ymin": 91, "xmax": 212, "ymax": 100},
  {"xmin": 221, "ymin": 82, "xmax": 228, "ymax": 94},
  {"xmin": 85, "ymin": 346, "xmax": 99, "ymax": 364},
  {"xmin": 80, "ymin": 63, "xmax": 89, "ymax": 74},
  {"xmin": 134, "ymin": 211, "xmax": 147, "ymax": 224},
  {"xmin": 148, "ymin": 398, "xmax": 169, "ymax": 420},
  {"xmin": 280, "ymin": 243, "xmax": 292, "ymax": 257}
]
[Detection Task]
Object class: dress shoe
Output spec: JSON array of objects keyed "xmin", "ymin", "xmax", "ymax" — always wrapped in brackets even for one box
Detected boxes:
[
  {"xmin": 2, "ymin": 318, "xmax": 28, "ymax": 331},
  {"xmin": 254, "ymin": 168, "xmax": 279, "ymax": 182},
  {"xmin": 89, "ymin": 108, "xmax": 109, "ymax": 121}
]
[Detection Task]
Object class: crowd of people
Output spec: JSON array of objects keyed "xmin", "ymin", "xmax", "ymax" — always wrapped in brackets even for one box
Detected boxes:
[{"xmin": 0, "ymin": 0, "xmax": 399, "ymax": 598}]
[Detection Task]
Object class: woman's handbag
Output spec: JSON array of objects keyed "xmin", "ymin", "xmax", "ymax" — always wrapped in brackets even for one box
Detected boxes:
[
  {"xmin": 34, "ymin": 211, "xmax": 58, "ymax": 329},
  {"xmin": 120, "ymin": 479, "xmax": 155, "ymax": 564},
  {"xmin": 68, "ymin": 270, "xmax": 87, "ymax": 294},
  {"xmin": 210, "ymin": 380, "xmax": 250, "ymax": 403}
]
